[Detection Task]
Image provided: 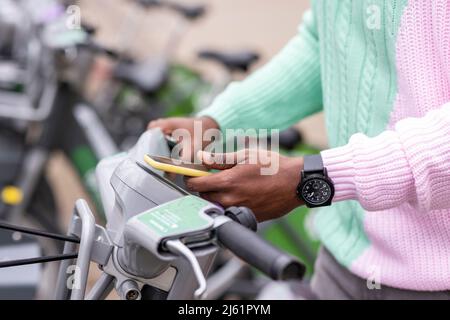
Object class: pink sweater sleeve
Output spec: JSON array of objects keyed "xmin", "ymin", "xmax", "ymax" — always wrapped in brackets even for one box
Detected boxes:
[{"xmin": 321, "ymin": 103, "xmax": 450, "ymax": 212}]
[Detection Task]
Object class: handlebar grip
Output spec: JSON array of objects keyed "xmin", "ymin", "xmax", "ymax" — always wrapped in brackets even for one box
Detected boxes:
[{"xmin": 216, "ymin": 220, "xmax": 306, "ymax": 281}]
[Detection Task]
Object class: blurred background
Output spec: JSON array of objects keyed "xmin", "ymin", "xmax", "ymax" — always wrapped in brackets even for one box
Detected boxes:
[
  {"xmin": 55, "ymin": 0, "xmax": 325, "ymax": 216},
  {"xmin": 0, "ymin": 0, "xmax": 326, "ymax": 299}
]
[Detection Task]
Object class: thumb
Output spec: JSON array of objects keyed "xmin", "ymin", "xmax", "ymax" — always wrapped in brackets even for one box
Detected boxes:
[
  {"xmin": 147, "ymin": 118, "xmax": 176, "ymax": 135},
  {"xmin": 197, "ymin": 150, "xmax": 246, "ymax": 170}
]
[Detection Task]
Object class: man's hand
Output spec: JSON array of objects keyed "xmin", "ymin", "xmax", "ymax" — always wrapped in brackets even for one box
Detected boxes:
[
  {"xmin": 186, "ymin": 149, "xmax": 304, "ymax": 222},
  {"xmin": 148, "ymin": 116, "xmax": 220, "ymax": 161}
]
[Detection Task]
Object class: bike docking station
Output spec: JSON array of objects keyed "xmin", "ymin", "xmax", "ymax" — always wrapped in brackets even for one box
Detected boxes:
[{"xmin": 2, "ymin": 129, "xmax": 305, "ymax": 300}]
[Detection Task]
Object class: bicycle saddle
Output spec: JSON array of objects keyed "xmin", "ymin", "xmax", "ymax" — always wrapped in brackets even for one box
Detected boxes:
[
  {"xmin": 279, "ymin": 127, "xmax": 303, "ymax": 151},
  {"xmin": 137, "ymin": 0, "xmax": 206, "ymax": 20},
  {"xmin": 136, "ymin": 0, "xmax": 162, "ymax": 8},
  {"xmin": 114, "ymin": 57, "xmax": 169, "ymax": 95},
  {"xmin": 168, "ymin": 3, "xmax": 206, "ymax": 20},
  {"xmin": 198, "ymin": 49, "xmax": 260, "ymax": 72}
]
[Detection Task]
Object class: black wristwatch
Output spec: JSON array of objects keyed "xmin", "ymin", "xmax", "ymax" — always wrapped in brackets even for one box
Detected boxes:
[{"xmin": 297, "ymin": 154, "xmax": 334, "ymax": 208}]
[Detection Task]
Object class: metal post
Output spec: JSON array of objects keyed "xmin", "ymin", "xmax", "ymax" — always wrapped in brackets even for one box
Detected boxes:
[
  {"xmin": 70, "ymin": 199, "xmax": 96, "ymax": 300},
  {"xmin": 86, "ymin": 272, "xmax": 115, "ymax": 300},
  {"xmin": 55, "ymin": 215, "xmax": 78, "ymax": 300}
]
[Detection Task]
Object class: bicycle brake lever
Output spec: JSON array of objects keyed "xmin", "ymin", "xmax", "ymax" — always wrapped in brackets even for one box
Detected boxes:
[{"xmin": 164, "ymin": 239, "xmax": 207, "ymax": 299}]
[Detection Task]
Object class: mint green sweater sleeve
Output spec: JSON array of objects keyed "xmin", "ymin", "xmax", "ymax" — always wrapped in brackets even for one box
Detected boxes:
[{"xmin": 198, "ymin": 10, "xmax": 323, "ymax": 131}]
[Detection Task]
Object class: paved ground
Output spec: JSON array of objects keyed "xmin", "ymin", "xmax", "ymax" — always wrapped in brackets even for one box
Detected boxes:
[{"xmin": 47, "ymin": 0, "xmax": 327, "ymax": 299}]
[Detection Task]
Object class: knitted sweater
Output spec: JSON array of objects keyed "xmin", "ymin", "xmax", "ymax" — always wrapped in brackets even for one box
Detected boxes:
[{"xmin": 199, "ymin": 0, "xmax": 450, "ymax": 291}]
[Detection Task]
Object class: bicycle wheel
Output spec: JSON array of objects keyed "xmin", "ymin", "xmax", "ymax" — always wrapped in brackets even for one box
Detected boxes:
[{"xmin": 21, "ymin": 176, "xmax": 63, "ymax": 299}]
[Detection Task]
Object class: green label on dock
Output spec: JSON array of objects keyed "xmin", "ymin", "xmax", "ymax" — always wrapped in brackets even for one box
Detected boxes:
[{"xmin": 137, "ymin": 196, "xmax": 214, "ymax": 237}]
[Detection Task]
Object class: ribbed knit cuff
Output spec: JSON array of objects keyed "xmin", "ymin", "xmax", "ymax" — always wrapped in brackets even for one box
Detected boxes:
[
  {"xmin": 321, "ymin": 131, "xmax": 416, "ymax": 211},
  {"xmin": 197, "ymin": 94, "xmax": 242, "ymax": 131},
  {"xmin": 321, "ymin": 144, "xmax": 357, "ymax": 202}
]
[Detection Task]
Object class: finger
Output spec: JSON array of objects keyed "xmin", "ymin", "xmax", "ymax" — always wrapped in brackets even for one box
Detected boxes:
[
  {"xmin": 147, "ymin": 119, "xmax": 175, "ymax": 134},
  {"xmin": 178, "ymin": 137, "xmax": 196, "ymax": 161},
  {"xmin": 147, "ymin": 119, "xmax": 163, "ymax": 129},
  {"xmin": 181, "ymin": 133, "xmax": 203, "ymax": 162},
  {"xmin": 199, "ymin": 192, "xmax": 237, "ymax": 208},
  {"xmin": 185, "ymin": 171, "xmax": 230, "ymax": 193},
  {"xmin": 198, "ymin": 192, "xmax": 216, "ymax": 203},
  {"xmin": 197, "ymin": 150, "xmax": 247, "ymax": 170}
]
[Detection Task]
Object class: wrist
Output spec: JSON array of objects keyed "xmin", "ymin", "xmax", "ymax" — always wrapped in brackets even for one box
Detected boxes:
[
  {"xmin": 286, "ymin": 157, "xmax": 305, "ymax": 206},
  {"xmin": 298, "ymin": 154, "xmax": 335, "ymax": 207}
]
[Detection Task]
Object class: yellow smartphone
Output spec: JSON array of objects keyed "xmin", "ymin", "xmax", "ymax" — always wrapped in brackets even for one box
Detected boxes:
[{"xmin": 144, "ymin": 155, "xmax": 211, "ymax": 177}]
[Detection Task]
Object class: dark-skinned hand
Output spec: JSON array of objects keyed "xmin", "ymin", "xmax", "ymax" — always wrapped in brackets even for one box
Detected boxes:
[{"xmin": 186, "ymin": 149, "xmax": 304, "ymax": 222}]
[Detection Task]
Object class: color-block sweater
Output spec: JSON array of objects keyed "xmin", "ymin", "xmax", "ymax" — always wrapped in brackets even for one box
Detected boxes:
[{"xmin": 199, "ymin": 0, "xmax": 450, "ymax": 291}]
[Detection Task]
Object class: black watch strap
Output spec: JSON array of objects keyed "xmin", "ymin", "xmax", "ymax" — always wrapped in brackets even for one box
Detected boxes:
[{"xmin": 303, "ymin": 154, "xmax": 324, "ymax": 174}]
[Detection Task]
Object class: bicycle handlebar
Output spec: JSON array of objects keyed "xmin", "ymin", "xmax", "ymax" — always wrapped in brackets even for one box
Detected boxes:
[{"xmin": 216, "ymin": 219, "xmax": 306, "ymax": 281}]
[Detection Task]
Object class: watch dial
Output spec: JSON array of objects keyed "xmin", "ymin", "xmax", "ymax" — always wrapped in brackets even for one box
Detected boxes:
[{"xmin": 301, "ymin": 178, "xmax": 332, "ymax": 205}]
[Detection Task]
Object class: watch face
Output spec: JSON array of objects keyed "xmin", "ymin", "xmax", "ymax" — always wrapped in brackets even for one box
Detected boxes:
[{"xmin": 301, "ymin": 178, "xmax": 332, "ymax": 205}]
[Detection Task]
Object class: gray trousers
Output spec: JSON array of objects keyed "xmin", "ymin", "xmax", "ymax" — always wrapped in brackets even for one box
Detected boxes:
[{"xmin": 310, "ymin": 247, "xmax": 450, "ymax": 300}]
